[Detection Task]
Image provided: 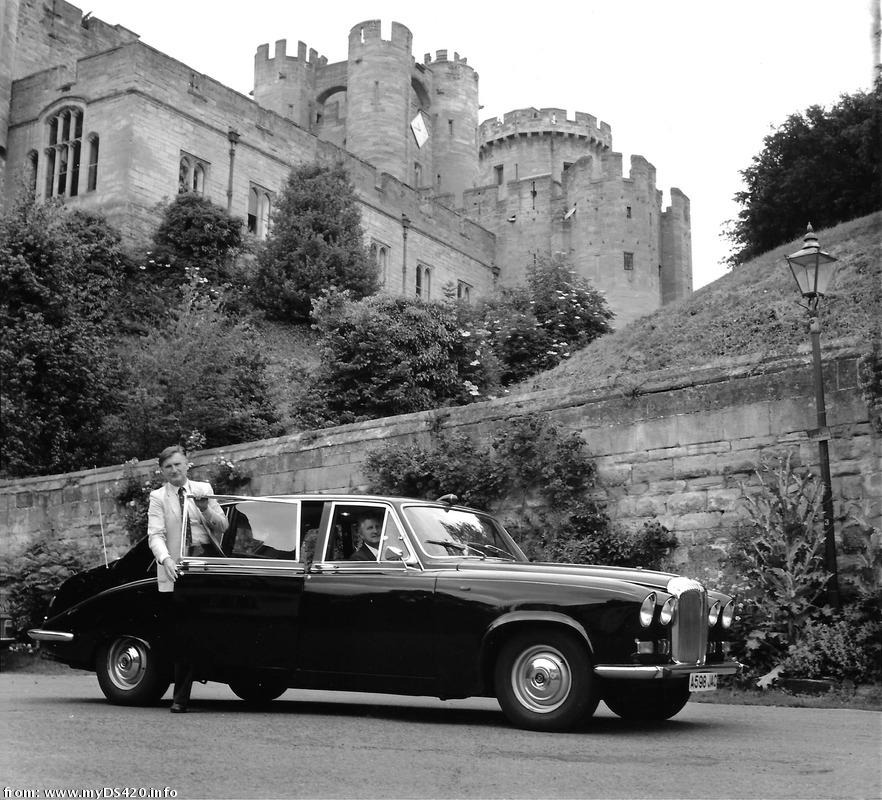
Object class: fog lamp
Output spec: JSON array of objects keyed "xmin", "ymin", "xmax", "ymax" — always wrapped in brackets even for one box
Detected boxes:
[{"xmin": 635, "ymin": 640, "xmax": 655, "ymax": 655}]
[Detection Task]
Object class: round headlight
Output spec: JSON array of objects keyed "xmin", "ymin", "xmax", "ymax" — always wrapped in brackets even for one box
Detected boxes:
[
  {"xmin": 721, "ymin": 600, "xmax": 735, "ymax": 629},
  {"xmin": 639, "ymin": 592, "xmax": 656, "ymax": 627},
  {"xmin": 659, "ymin": 597, "xmax": 677, "ymax": 626},
  {"xmin": 708, "ymin": 600, "xmax": 721, "ymax": 627}
]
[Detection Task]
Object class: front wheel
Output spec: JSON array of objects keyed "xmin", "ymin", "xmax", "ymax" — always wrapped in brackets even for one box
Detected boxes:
[
  {"xmin": 494, "ymin": 629, "xmax": 599, "ymax": 731},
  {"xmin": 603, "ymin": 680, "xmax": 691, "ymax": 721},
  {"xmin": 96, "ymin": 635, "xmax": 170, "ymax": 706},
  {"xmin": 229, "ymin": 675, "xmax": 288, "ymax": 704}
]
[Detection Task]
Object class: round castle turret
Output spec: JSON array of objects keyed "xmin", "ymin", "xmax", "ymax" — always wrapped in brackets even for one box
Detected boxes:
[
  {"xmin": 424, "ymin": 49, "xmax": 479, "ymax": 203},
  {"xmin": 345, "ymin": 21, "xmax": 414, "ymax": 185}
]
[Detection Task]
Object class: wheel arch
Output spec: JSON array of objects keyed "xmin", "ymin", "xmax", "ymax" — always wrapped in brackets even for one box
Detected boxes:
[{"xmin": 480, "ymin": 611, "xmax": 594, "ymax": 693}]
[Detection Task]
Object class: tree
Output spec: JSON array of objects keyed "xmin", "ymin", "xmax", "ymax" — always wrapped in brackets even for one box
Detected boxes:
[
  {"xmin": 0, "ymin": 199, "xmax": 126, "ymax": 476},
  {"xmin": 726, "ymin": 81, "xmax": 882, "ymax": 266},
  {"xmin": 107, "ymin": 278, "xmax": 280, "ymax": 458},
  {"xmin": 473, "ymin": 257, "xmax": 613, "ymax": 384},
  {"xmin": 253, "ymin": 162, "xmax": 378, "ymax": 321},
  {"xmin": 293, "ymin": 291, "xmax": 499, "ymax": 428}
]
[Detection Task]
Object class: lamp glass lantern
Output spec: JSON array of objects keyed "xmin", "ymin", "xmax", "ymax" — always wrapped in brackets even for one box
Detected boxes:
[{"xmin": 785, "ymin": 224, "xmax": 838, "ymax": 301}]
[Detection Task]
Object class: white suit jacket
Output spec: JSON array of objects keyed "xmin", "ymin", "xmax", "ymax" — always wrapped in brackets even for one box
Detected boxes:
[{"xmin": 147, "ymin": 480, "xmax": 227, "ymax": 592}]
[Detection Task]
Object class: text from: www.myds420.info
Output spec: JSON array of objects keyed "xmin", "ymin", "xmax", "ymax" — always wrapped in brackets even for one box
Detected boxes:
[{"xmin": 4, "ymin": 790, "xmax": 178, "ymax": 799}]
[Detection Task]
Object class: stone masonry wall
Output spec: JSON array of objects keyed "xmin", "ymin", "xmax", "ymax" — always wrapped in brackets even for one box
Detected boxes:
[{"xmin": 2, "ymin": 347, "xmax": 878, "ymax": 583}]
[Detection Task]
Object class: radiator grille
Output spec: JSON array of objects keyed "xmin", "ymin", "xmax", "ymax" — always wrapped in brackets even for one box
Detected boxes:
[{"xmin": 668, "ymin": 577, "xmax": 707, "ymax": 664}]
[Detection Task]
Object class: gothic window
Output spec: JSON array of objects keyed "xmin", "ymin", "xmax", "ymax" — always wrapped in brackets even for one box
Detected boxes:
[
  {"xmin": 86, "ymin": 135, "xmax": 100, "ymax": 192},
  {"xmin": 414, "ymin": 162, "xmax": 422, "ymax": 188},
  {"xmin": 494, "ymin": 165, "xmax": 504, "ymax": 185},
  {"xmin": 27, "ymin": 151, "xmax": 38, "ymax": 195},
  {"xmin": 179, "ymin": 153, "xmax": 209, "ymax": 195},
  {"xmin": 624, "ymin": 252, "xmax": 634, "ymax": 271},
  {"xmin": 416, "ymin": 264, "xmax": 431, "ymax": 299},
  {"xmin": 371, "ymin": 241, "xmax": 389, "ymax": 286},
  {"xmin": 626, "ymin": 206, "xmax": 632, "ymax": 218},
  {"xmin": 44, "ymin": 106, "xmax": 84, "ymax": 198},
  {"xmin": 247, "ymin": 184, "xmax": 273, "ymax": 239},
  {"xmin": 457, "ymin": 280, "xmax": 472, "ymax": 303}
]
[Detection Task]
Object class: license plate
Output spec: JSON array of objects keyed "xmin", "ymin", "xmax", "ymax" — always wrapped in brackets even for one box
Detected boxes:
[{"xmin": 689, "ymin": 672, "xmax": 718, "ymax": 692}]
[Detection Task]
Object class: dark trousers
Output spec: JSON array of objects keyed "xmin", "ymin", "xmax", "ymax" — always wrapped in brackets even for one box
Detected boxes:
[{"xmin": 160, "ymin": 592, "xmax": 195, "ymax": 707}]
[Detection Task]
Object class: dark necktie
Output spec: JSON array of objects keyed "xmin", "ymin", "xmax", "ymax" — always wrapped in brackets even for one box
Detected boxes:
[{"xmin": 178, "ymin": 486, "xmax": 192, "ymax": 552}]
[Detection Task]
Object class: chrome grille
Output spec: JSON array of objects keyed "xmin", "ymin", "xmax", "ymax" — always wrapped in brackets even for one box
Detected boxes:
[{"xmin": 667, "ymin": 577, "xmax": 707, "ymax": 664}]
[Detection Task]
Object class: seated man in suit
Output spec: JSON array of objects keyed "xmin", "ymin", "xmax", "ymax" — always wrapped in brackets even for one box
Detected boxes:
[{"xmin": 348, "ymin": 514, "xmax": 382, "ymax": 561}]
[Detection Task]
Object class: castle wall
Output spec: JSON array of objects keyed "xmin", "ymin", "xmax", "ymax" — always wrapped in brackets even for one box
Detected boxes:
[
  {"xmin": 5, "ymin": 39, "xmax": 496, "ymax": 294},
  {"xmin": 3, "ymin": 347, "xmax": 877, "ymax": 583}
]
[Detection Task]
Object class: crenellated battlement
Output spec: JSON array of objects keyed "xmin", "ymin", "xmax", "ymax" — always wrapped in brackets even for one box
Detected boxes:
[
  {"xmin": 479, "ymin": 108, "xmax": 612, "ymax": 149},
  {"xmin": 423, "ymin": 50, "xmax": 472, "ymax": 69},
  {"xmin": 348, "ymin": 20, "xmax": 413, "ymax": 52},
  {"xmin": 255, "ymin": 39, "xmax": 328, "ymax": 71}
]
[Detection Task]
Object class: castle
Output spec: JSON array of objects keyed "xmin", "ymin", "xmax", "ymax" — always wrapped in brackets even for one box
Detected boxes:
[{"xmin": 0, "ymin": 1, "xmax": 692, "ymax": 326}]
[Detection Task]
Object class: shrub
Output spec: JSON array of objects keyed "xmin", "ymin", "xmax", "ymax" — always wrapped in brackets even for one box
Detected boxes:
[
  {"xmin": 0, "ymin": 536, "xmax": 101, "ymax": 639},
  {"xmin": 721, "ymin": 453, "xmax": 832, "ymax": 679}
]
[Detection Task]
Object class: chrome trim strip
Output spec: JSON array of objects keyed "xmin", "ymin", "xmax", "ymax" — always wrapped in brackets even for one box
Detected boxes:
[
  {"xmin": 28, "ymin": 629, "xmax": 74, "ymax": 643},
  {"xmin": 594, "ymin": 662, "xmax": 742, "ymax": 680}
]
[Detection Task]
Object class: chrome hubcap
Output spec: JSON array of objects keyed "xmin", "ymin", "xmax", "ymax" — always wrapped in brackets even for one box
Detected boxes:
[
  {"xmin": 107, "ymin": 638, "xmax": 147, "ymax": 690},
  {"xmin": 511, "ymin": 645, "xmax": 572, "ymax": 713}
]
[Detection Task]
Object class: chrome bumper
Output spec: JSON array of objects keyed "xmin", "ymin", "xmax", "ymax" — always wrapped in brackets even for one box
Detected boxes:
[
  {"xmin": 594, "ymin": 661, "xmax": 742, "ymax": 680},
  {"xmin": 28, "ymin": 629, "xmax": 74, "ymax": 643}
]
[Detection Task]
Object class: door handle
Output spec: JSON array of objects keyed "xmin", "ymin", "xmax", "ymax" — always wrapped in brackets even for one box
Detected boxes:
[
  {"xmin": 310, "ymin": 563, "xmax": 338, "ymax": 574},
  {"xmin": 179, "ymin": 560, "xmax": 207, "ymax": 572}
]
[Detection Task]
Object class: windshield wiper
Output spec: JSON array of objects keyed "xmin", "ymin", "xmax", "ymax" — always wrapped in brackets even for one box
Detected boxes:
[
  {"xmin": 425, "ymin": 540, "xmax": 485, "ymax": 559},
  {"xmin": 467, "ymin": 541, "xmax": 517, "ymax": 560}
]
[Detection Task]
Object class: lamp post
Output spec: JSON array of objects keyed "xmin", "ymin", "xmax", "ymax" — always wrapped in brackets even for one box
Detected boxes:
[{"xmin": 785, "ymin": 223, "xmax": 840, "ymax": 609}]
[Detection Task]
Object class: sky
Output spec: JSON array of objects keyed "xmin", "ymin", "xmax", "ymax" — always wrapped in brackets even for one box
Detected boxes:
[{"xmin": 76, "ymin": 0, "xmax": 877, "ymax": 289}]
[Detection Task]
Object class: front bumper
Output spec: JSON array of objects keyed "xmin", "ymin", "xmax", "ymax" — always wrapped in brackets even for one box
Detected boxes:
[
  {"xmin": 28, "ymin": 628, "xmax": 74, "ymax": 643},
  {"xmin": 594, "ymin": 661, "xmax": 742, "ymax": 680}
]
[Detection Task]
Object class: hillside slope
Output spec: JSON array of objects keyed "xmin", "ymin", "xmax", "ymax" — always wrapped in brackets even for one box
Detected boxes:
[{"xmin": 513, "ymin": 213, "xmax": 881, "ymax": 395}]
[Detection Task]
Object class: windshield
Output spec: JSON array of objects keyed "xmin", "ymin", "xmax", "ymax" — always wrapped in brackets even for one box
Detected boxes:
[{"xmin": 403, "ymin": 506, "xmax": 526, "ymax": 561}]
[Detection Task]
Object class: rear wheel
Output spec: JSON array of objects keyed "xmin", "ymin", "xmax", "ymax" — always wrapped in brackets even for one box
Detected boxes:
[
  {"xmin": 228, "ymin": 675, "xmax": 288, "ymax": 704},
  {"xmin": 494, "ymin": 628, "xmax": 599, "ymax": 731},
  {"xmin": 603, "ymin": 680, "xmax": 691, "ymax": 721},
  {"xmin": 96, "ymin": 635, "xmax": 170, "ymax": 706}
]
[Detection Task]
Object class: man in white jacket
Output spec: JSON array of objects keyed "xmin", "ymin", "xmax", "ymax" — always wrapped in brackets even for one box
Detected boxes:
[{"xmin": 147, "ymin": 445, "xmax": 228, "ymax": 712}]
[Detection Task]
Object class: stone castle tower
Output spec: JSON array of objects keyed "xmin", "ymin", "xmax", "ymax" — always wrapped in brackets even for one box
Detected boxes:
[{"xmin": 0, "ymin": 4, "xmax": 692, "ymax": 327}]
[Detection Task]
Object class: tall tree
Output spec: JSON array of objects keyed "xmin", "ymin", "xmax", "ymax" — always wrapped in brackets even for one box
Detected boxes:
[
  {"xmin": 253, "ymin": 162, "xmax": 378, "ymax": 321},
  {"xmin": 726, "ymin": 81, "xmax": 882, "ymax": 266},
  {"xmin": 0, "ymin": 200, "xmax": 125, "ymax": 476}
]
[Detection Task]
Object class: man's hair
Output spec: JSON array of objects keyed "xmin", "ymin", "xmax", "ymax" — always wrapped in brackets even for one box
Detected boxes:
[{"xmin": 157, "ymin": 444, "xmax": 186, "ymax": 467}]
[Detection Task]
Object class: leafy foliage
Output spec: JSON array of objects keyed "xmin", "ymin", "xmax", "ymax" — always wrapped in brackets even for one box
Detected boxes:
[
  {"xmin": 106, "ymin": 278, "xmax": 280, "ymax": 459},
  {"xmin": 469, "ymin": 258, "xmax": 613, "ymax": 384},
  {"xmin": 293, "ymin": 291, "xmax": 500, "ymax": 428},
  {"xmin": 720, "ymin": 453, "xmax": 832, "ymax": 679},
  {"xmin": 253, "ymin": 162, "xmax": 378, "ymax": 321},
  {"xmin": 0, "ymin": 199, "xmax": 126, "ymax": 476},
  {"xmin": 364, "ymin": 412, "xmax": 675, "ymax": 568},
  {"xmin": 0, "ymin": 536, "xmax": 101, "ymax": 638},
  {"xmin": 726, "ymin": 81, "xmax": 882, "ymax": 266}
]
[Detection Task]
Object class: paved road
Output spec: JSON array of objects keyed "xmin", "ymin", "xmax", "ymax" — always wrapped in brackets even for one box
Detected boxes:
[{"xmin": 2, "ymin": 673, "xmax": 880, "ymax": 799}]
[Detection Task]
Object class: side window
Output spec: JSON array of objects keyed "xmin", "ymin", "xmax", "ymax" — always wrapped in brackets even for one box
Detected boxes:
[
  {"xmin": 323, "ymin": 505, "xmax": 412, "ymax": 563},
  {"xmin": 222, "ymin": 501, "xmax": 299, "ymax": 560}
]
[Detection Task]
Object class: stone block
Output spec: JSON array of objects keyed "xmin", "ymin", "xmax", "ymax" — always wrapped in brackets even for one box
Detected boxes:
[{"xmin": 666, "ymin": 492, "xmax": 707, "ymax": 514}]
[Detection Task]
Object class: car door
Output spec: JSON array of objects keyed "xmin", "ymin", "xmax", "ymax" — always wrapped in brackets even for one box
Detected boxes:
[
  {"xmin": 296, "ymin": 502, "xmax": 437, "ymax": 693},
  {"xmin": 174, "ymin": 498, "xmax": 306, "ymax": 672}
]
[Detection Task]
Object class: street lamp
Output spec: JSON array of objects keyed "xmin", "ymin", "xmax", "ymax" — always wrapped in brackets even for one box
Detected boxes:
[{"xmin": 785, "ymin": 223, "xmax": 840, "ymax": 608}]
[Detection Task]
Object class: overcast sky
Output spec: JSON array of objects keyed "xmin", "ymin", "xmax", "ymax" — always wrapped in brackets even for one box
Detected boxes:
[{"xmin": 77, "ymin": 0, "xmax": 876, "ymax": 289}]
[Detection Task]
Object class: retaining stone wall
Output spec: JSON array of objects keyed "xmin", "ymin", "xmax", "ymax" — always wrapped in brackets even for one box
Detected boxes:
[{"xmin": 1, "ymin": 348, "xmax": 878, "ymax": 581}]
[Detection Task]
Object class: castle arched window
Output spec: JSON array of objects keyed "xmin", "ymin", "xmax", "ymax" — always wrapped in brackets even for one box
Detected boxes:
[
  {"xmin": 371, "ymin": 241, "xmax": 389, "ymax": 286},
  {"xmin": 26, "ymin": 151, "xmax": 39, "ymax": 196},
  {"xmin": 416, "ymin": 264, "xmax": 431, "ymax": 298},
  {"xmin": 44, "ymin": 106, "xmax": 84, "ymax": 198},
  {"xmin": 247, "ymin": 184, "xmax": 273, "ymax": 239},
  {"xmin": 457, "ymin": 280, "xmax": 472, "ymax": 303},
  {"xmin": 179, "ymin": 152, "xmax": 209, "ymax": 195},
  {"xmin": 414, "ymin": 162, "xmax": 422, "ymax": 188},
  {"xmin": 86, "ymin": 135, "xmax": 99, "ymax": 192}
]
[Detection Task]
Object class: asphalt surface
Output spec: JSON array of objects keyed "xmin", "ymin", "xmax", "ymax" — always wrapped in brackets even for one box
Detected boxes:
[{"xmin": 1, "ymin": 672, "xmax": 880, "ymax": 799}]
